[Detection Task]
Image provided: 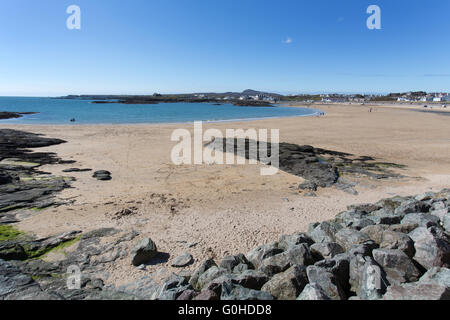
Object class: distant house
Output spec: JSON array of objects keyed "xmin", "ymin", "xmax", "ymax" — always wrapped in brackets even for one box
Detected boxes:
[{"xmin": 322, "ymin": 97, "xmax": 347, "ymax": 103}]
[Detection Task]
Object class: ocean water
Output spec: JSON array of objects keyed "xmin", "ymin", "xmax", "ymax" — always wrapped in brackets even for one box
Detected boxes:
[{"xmin": 0, "ymin": 97, "xmax": 322, "ymax": 124}]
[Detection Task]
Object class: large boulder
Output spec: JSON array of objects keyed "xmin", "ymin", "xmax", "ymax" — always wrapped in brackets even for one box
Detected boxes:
[
  {"xmin": 383, "ymin": 282, "xmax": 450, "ymax": 300},
  {"xmin": 195, "ymin": 266, "xmax": 228, "ymax": 291},
  {"xmin": 258, "ymin": 244, "xmax": 314, "ymax": 276},
  {"xmin": 307, "ymin": 221, "xmax": 341, "ymax": 243},
  {"xmin": 383, "ymin": 268, "xmax": 450, "ymax": 300},
  {"xmin": 221, "ymin": 282, "xmax": 274, "ymax": 300},
  {"xmin": 349, "ymin": 255, "xmax": 387, "ymax": 300},
  {"xmin": 219, "ymin": 254, "xmax": 251, "ymax": 272},
  {"xmin": 189, "ymin": 259, "xmax": 217, "ymax": 290},
  {"xmin": 278, "ymin": 233, "xmax": 314, "ymax": 251},
  {"xmin": 443, "ymin": 214, "xmax": 450, "ymax": 233},
  {"xmin": 310, "ymin": 242, "xmax": 345, "ymax": 260},
  {"xmin": 306, "ymin": 265, "xmax": 347, "ymax": 300},
  {"xmin": 360, "ymin": 224, "xmax": 389, "ymax": 244},
  {"xmin": 261, "ymin": 265, "xmax": 308, "ymax": 300},
  {"xmin": 408, "ymin": 227, "xmax": 450, "ymax": 270},
  {"xmin": 246, "ymin": 243, "xmax": 282, "ymax": 269},
  {"xmin": 334, "ymin": 228, "xmax": 371, "ymax": 250},
  {"xmin": 380, "ymin": 230, "xmax": 415, "ymax": 258},
  {"xmin": 229, "ymin": 270, "xmax": 269, "ymax": 290},
  {"xmin": 130, "ymin": 238, "xmax": 158, "ymax": 266},
  {"xmin": 401, "ymin": 213, "xmax": 440, "ymax": 228},
  {"xmin": 296, "ymin": 283, "xmax": 331, "ymax": 300},
  {"xmin": 372, "ymin": 249, "xmax": 421, "ymax": 284}
]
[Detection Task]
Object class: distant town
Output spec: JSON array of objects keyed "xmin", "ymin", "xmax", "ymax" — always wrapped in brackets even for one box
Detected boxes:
[{"xmin": 59, "ymin": 90, "xmax": 450, "ymax": 106}]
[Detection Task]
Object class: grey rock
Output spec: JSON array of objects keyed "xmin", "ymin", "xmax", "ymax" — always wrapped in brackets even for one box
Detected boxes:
[
  {"xmin": 221, "ymin": 282, "xmax": 274, "ymax": 300},
  {"xmin": 394, "ymin": 199, "xmax": 430, "ymax": 216},
  {"xmin": 306, "ymin": 265, "xmax": 347, "ymax": 300},
  {"xmin": 380, "ymin": 230, "xmax": 415, "ymax": 258},
  {"xmin": 419, "ymin": 267, "xmax": 450, "ymax": 287},
  {"xmin": 189, "ymin": 259, "xmax": 217, "ymax": 290},
  {"xmin": 334, "ymin": 228, "xmax": 371, "ymax": 250},
  {"xmin": 219, "ymin": 253, "xmax": 251, "ymax": 272},
  {"xmin": 314, "ymin": 254, "xmax": 350, "ymax": 293},
  {"xmin": 401, "ymin": 213, "xmax": 440, "ymax": 228},
  {"xmin": 0, "ymin": 242, "xmax": 27, "ymax": 261},
  {"xmin": 298, "ymin": 180, "xmax": 318, "ymax": 191},
  {"xmin": 350, "ymin": 255, "xmax": 387, "ymax": 300},
  {"xmin": 92, "ymin": 170, "xmax": 112, "ymax": 181},
  {"xmin": 308, "ymin": 221, "xmax": 341, "ymax": 244},
  {"xmin": 233, "ymin": 263, "xmax": 249, "ymax": 273},
  {"xmin": 348, "ymin": 240, "xmax": 379, "ymax": 257},
  {"xmin": 430, "ymin": 208, "xmax": 448, "ymax": 221},
  {"xmin": 246, "ymin": 243, "xmax": 283, "ymax": 269},
  {"xmin": 82, "ymin": 228, "xmax": 120, "ymax": 240},
  {"xmin": 176, "ymin": 289, "xmax": 198, "ymax": 300},
  {"xmin": 130, "ymin": 238, "xmax": 158, "ymax": 266},
  {"xmin": 360, "ymin": 224, "xmax": 389, "ymax": 244},
  {"xmin": 296, "ymin": 283, "xmax": 331, "ymax": 300},
  {"xmin": 230, "ymin": 270, "xmax": 269, "ymax": 290},
  {"xmin": 310, "ymin": 242, "xmax": 345, "ymax": 260},
  {"xmin": 344, "ymin": 218, "xmax": 375, "ymax": 230},
  {"xmin": 261, "ymin": 265, "xmax": 308, "ymax": 300},
  {"xmin": 278, "ymin": 232, "xmax": 314, "ymax": 251},
  {"xmin": 259, "ymin": 244, "xmax": 314, "ymax": 276},
  {"xmin": 443, "ymin": 214, "xmax": 450, "ymax": 233},
  {"xmin": 383, "ymin": 282, "xmax": 450, "ymax": 300},
  {"xmin": 193, "ymin": 289, "xmax": 219, "ymax": 300},
  {"xmin": 372, "ymin": 249, "xmax": 421, "ymax": 284},
  {"xmin": 389, "ymin": 223, "xmax": 419, "ymax": 234},
  {"xmin": 368, "ymin": 210, "xmax": 402, "ymax": 225},
  {"xmin": 116, "ymin": 275, "xmax": 160, "ymax": 300},
  {"xmin": 196, "ymin": 266, "xmax": 228, "ymax": 290},
  {"xmin": 171, "ymin": 253, "xmax": 193, "ymax": 268},
  {"xmin": 347, "ymin": 203, "xmax": 382, "ymax": 214},
  {"xmin": 409, "ymin": 227, "xmax": 450, "ymax": 270}
]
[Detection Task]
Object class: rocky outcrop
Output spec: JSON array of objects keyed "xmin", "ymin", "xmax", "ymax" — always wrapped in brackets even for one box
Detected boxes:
[
  {"xmin": 118, "ymin": 188, "xmax": 448, "ymax": 301},
  {"xmin": 206, "ymin": 139, "xmax": 406, "ymax": 190},
  {"xmin": 0, "ymin": 129, "xmax": 72, "ymax": 214}
]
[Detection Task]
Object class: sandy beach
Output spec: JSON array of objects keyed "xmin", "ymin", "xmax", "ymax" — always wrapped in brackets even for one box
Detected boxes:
[{"xmin": 2, "ymin": 103, "xmax": 450, "ymax": 286}]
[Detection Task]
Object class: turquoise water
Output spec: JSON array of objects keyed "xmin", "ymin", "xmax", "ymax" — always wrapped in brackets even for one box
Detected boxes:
[{"xmin": 0, "ymin": 97, "xmax": 322, "ymax": 124}]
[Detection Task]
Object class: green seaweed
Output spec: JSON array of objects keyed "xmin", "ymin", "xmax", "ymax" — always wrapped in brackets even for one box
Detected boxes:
[
  {"xmin": 0, "ymin": 225, "xmax": 24, "ymax": 241},
  {"xmin": 24, "ymin": 236, "xmax": 81, "ymax": 259}
]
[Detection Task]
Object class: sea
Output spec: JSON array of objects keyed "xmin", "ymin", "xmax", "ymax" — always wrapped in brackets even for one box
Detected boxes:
[{"xmin": 0, "ymin": 97, "xmax": 322, "ymax": 124}]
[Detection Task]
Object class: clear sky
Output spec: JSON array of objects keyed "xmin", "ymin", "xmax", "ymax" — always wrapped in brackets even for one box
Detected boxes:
[{"xmin": 1, "ymin": 0, "xmax": 449, "ymax": 96}]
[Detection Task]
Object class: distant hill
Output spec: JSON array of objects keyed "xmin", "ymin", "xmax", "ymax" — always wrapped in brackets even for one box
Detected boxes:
[{"xmin": 241, "ymin": 89, "xmax": 283, "ymax": 97}]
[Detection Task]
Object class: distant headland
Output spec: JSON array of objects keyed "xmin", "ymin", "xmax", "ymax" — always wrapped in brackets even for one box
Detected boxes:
[{"xmin": 57, "ymin": 89, "xmax": 449, "ymax": 106}]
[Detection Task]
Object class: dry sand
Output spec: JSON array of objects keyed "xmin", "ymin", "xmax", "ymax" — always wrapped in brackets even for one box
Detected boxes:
[{"xmin": 2, "ymin": 103, "xmax": 450, "ymax": 285}]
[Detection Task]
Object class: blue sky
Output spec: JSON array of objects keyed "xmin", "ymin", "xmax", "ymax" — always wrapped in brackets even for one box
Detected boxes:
[{"xmin": 0, "ymin": 0, "xmax": 449, "ymax": 96}]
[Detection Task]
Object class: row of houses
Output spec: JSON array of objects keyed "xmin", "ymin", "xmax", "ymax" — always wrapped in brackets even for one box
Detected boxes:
[{"xmin": 397, "ymin": 94, "xmax": 450, "ymax": 102}]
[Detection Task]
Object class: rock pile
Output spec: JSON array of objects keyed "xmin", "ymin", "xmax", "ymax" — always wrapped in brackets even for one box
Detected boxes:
[{"xmin": 125, "ymin": 189, "xmax": 449, "ymax": 300}]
